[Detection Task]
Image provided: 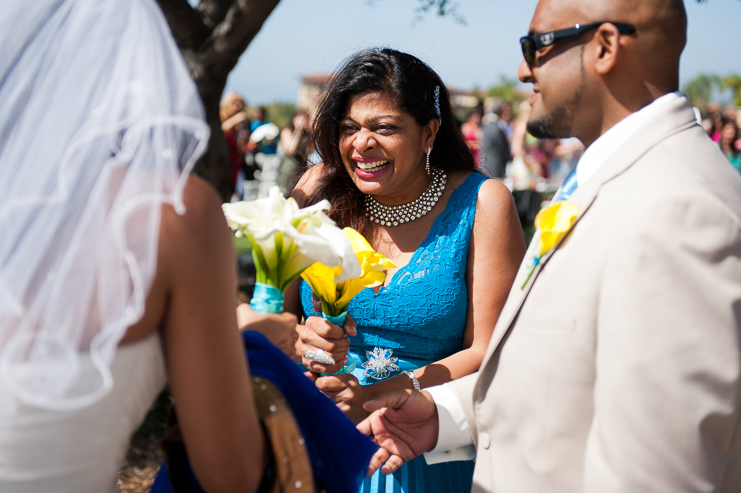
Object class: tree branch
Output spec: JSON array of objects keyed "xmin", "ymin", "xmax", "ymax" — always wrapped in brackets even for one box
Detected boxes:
[
  {"xmin": 168, "ymin": 0, "xmax": 281, "ymax": 200},
  {"xmin": 155, "ymin": 0, "xmax": 210, "ymax": 50},
  {"xmin": 196, "ymin": 0, "xmax": 235, "ymax": 29},
  {"xmin": 196, "ymin": 0, "xmax": 281, "ymax": 92}
]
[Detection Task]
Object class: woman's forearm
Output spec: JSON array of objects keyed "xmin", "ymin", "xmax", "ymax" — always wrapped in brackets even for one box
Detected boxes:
[{"xmin": 364, "ymin": 345, "xmax": 486, "ymax": 400}]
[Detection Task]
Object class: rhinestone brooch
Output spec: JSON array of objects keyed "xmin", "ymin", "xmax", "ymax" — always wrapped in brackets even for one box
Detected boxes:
[{"xmin": 362, "ymin": 347, "xmax": 400, "ymax": 380}]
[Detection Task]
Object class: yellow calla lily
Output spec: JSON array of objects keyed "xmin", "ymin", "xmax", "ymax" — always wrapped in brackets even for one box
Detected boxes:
[
  {"xmin": 301, "ymin": 262, "xmax": 339, "ymax": 309},
  {"xmin": 521, "ymin": 201, "xmax": 579, "ymax": 289},
  {"xmin": 534, "ymin": 201, "xmax": 580, "ymax": 257},
  {"xmin": 301, "ymin": 227, "xmax": 396, "ymax": 316}
]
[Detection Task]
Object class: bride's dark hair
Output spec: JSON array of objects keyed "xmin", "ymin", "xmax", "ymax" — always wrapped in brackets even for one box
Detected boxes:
[{"xmin": 295, "ymin": 47, "xmax": 475, "ymax": 234}]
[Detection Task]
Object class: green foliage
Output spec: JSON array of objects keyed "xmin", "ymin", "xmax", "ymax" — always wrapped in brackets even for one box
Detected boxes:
[
  {"xmin": 486, "ymin": 75, "xmax": 523, "ymax": 107},
  {"xmin": 415, "ymin": 0, "xmax": 465, "ymax": 24},
  {"xmin": 683, "ymin": 73, "xmax": 722, "ymax": 106},
  {"xmin": 683, "ymin": 73, "xmax": 741, "ymax": 108},
  {"xmin": 233, "ymin": 233, "xmax": 252, "ymax": 254},
  {"xmin": 366, "ymin": 0, "xmax": 466, "ymax": 25},
  {"xmin": 265, "ymin": 101, "xmax": 296, "ymax": 128},
  {"xmin": 721, "ymin": 75, "xmax": 741, "ymax": 107}
]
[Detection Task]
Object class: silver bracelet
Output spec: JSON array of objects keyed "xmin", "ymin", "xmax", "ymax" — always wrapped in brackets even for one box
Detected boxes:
[{"xmin": 402, "ymin": 370, "xmax": 420, "ymax": 390}]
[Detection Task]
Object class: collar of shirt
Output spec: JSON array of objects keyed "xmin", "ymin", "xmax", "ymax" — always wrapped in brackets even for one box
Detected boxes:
[{"xmin": 575, "ymin": 91, "xmax": 684, "ymax": 187}]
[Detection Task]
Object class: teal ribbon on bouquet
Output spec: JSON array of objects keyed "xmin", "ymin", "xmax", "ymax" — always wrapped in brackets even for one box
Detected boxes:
[
  {"xmin": 320, "ymin": 311, "xmax": 360, "ymax": 375},
  {"xmin": 321, "ymin": 310, "xmax": 347, "ymax": 327},
  {"xmin": 249, "ymin": 282, "xmax": 284, "ymax": 314}
]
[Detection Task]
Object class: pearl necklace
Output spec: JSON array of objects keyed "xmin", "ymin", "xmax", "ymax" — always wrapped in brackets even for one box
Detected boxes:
[{"xmin": 364, "ymin": 168, "xmax": 447, "ymax": 227}]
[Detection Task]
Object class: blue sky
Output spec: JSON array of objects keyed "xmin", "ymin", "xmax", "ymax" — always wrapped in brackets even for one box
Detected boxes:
[{"xmin": 224, "ymin": 0, "xmax": 741, "ymax": 105}]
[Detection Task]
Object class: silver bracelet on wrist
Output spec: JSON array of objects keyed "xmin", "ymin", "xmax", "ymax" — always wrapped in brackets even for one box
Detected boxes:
[{"xmin": 402, "ymin": 370, "xmax": 421, "ymax": 390}]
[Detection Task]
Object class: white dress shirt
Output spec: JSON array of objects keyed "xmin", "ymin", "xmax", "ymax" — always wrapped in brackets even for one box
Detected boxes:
[{"xmin": 424, "ymin": 91, "xmax": 687, "ymax": 465}]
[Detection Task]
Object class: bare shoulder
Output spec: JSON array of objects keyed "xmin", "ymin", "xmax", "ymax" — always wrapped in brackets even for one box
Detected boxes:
[
  {"xmin": 124, "ymin": 176, "xmax": 230, "ymax": 343},
  {"xmin": 159, "ymin": 175, "xmax": 233, "ymax": 270},
  {"xmin": 162, "ymin": 175, "xmax": 225, "ymax": 233},
  {"xmin": 447, "ymin": 170, "xmax": 514, "ymax": 214},
  {"xmin": 469, "ymin": 175, "xmax": 522, "ymax": 241},
  {"xmin": 476, "ymin": 177, "xmax": 516, "ymax": 213}
]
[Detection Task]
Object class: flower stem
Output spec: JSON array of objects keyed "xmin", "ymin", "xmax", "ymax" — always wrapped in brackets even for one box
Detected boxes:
[{"xmin": 520, "ymin": 257, "xmax": 540, "ymax": 290}]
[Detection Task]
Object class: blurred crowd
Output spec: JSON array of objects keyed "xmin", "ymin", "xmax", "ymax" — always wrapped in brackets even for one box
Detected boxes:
[
  {"xmin": 462, "ymin": 97, "xmax": 741, "ymax": 190},
  {"xmin": 459, "ymin": 98, "xmax": 583, "ymax": 194},
  {"xmin": 701, "ymin": 102, "xmax": 741, "ymax": 172},
  {"xmin": 219, "ymin": 92, "xmax": 318, "ymax": 202},
  {"xmin": 220, "ymin": 90, "xmax": 741, "ymax": 204}
]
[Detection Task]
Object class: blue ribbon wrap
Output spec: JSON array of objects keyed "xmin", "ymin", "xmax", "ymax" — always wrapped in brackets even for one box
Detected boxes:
[
  {"xmin": 321, "ymin": 310, "xmax": 347, "ymax": 328},
  {"xmin": 249, "ymin": 282, "xmax": 284, "ymax": 314}
]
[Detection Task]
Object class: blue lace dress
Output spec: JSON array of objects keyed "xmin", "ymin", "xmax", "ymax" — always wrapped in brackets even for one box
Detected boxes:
[{"xmin": 300, "ymin": 173, "xmax": 488, "ymax": 493}]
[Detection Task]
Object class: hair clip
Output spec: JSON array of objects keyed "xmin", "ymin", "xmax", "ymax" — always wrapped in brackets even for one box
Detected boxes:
[{"xmin": 434, "ymin": 85, "xmax": 442, "ymax": 125}]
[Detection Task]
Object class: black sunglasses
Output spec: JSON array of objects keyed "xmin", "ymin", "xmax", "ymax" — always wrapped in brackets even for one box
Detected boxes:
[{"xmin": 520, "ymin": 22, "xmax": 636, "ymax": 67}]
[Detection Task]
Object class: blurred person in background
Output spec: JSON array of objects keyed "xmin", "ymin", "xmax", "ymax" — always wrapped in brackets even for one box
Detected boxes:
[
  {"xmin": 480, "ymin": 99, "xmax": 512, "ymax": 179},
  {"xmin": 279, "ymin": 109, "xmax": 313, "ymax": 165},
  {"xmin": 708, "ymin": 108, "xmax": 725, "ymax": 143},
  {"xmin": 461, "ymin": 105, "xmax": 483, "ymax": 165},
  {"xmin": 498, "ymin": 101, "xmax": 515, "ymax": 141},
  {"xmin": 551, "ymin": 137, "xmax": 584, "ymax": 180},
  {"xmin": 720, "ymin": 119, "xmax": 740, "ymax": 171},
  {"xmin": 277, "ymin": 109, "xmax": 314, "ymax": 195},
  {"xmin": 219, "ymin": 91, "xmax": 251, "ymax": 199},
  {"xmin": 247, "ymin": 106, "xmax": 278, "ymax": 156}
]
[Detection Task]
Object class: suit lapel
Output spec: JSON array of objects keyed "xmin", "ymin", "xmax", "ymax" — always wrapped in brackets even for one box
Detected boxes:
[{"xmin": 479, "ymin": 97, "xmax": 699, "ymax": 367}]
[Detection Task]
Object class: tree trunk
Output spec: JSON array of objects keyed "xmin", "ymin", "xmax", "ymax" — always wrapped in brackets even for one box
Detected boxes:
[{"xmin": 156, "ymin": 0, "xmax": 282, "ymax": 200}]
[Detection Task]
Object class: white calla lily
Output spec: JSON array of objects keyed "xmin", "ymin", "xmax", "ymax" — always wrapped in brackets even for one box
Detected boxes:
[{"xmin": 222, "ymin": 187, "xmax": 360, "ymax": 294}]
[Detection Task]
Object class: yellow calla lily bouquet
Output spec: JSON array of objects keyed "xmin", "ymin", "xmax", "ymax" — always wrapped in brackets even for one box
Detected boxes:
[
  {"xmin": 301, "ymin": 227, "xmax": 396, "ymax": 327},
  {"xmin": 301, "ymin": 227, "xmax": 394, "ymax": 374},
  {"xmin": 521, "ymin": 201, "xmax": 579, "ymax": 289}
]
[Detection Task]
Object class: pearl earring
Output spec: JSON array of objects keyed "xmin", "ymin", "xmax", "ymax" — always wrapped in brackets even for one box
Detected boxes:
[{"xmin": 426, "ymin": 147, "xmax": 432, "ymax": 175}]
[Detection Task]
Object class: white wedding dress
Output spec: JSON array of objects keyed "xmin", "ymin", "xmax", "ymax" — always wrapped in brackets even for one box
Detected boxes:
[
  {"xmin": 0, "ymin": 334, "xmax": 166, "ymax": 493},
  {"xmin": 0, "ymin": 0, "xmax": 208, "ymax": 490}
]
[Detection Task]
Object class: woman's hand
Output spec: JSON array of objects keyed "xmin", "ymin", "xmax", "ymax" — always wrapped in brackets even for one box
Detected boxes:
[
  {"xmin": 236, "ymin": 303, "xmax": 298, "ymax": 357},
  {"xmin": 298, "ymin": 315, "xmax": 356, "ymax": 374},
  {"xmin": 312, "ymin": 373, "xmax": 370, "ymax": 424}
]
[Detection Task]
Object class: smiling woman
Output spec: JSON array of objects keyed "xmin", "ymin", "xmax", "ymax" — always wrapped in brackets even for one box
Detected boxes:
[{"xmin": 284, "ymin": 48, "xmax": 527, "ymax": 493}]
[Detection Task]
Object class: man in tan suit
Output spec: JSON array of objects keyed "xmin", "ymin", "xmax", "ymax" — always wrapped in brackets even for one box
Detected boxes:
[{"xmin": 359, "ymin": 0, "xmax": 741, "ymax": 491}]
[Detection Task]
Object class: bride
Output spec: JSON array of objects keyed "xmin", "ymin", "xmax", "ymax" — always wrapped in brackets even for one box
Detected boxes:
[{"xmin": 0, "ymin": 0, "xmax": 268, "ymax": 491}]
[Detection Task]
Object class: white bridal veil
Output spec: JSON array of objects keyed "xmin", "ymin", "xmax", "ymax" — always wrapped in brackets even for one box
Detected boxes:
[{"xmin": 0, "ymin": 0, "xmax": 209, "ymax": 410}]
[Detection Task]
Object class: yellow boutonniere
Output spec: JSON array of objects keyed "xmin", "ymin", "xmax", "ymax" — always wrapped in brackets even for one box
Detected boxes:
[
  {"xmin": 521, "ymin": 201, "xmax": 580, "ymax": 289},
  {"xmin": 301, "ymin": 227, "xmax": 396, "ymax": 319}
]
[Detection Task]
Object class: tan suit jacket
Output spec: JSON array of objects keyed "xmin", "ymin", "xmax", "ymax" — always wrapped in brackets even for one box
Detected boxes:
[{"xmin": 448, "ymin": 97, "xmax": 741, "ymax": 492}]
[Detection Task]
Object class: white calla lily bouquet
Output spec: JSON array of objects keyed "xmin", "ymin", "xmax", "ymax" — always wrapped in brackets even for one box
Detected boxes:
[{"xmin": 223, "ymin": 187, "xmax": 360, "ymax": 313}]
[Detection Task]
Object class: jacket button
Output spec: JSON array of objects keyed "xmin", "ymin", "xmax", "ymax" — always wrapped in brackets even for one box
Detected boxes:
[{"xmin": 480, "ymin": 433, "xmax": 491, "ymax": 450}]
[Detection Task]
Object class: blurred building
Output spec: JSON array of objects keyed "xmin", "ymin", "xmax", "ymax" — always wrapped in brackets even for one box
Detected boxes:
[{"xmin": 298, "ymin": 74, "xmax": 331, "ymax": 116}]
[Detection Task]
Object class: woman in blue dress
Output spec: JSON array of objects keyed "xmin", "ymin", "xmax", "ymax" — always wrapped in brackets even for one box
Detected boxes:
[{"xmin": 286, "ymin": 48, "xmax": 526, "ymax": 493}]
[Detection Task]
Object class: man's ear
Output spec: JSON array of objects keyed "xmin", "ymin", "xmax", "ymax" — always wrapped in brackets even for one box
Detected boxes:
[{"xmin": 592, "ymin": 24, "xmax": 623, "ymax": 75}]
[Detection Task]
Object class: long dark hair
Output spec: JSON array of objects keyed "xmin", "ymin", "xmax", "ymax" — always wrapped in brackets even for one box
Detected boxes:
[{"xmin": 297, "ymin": 48, "xmax": 476, "ymax": 233}]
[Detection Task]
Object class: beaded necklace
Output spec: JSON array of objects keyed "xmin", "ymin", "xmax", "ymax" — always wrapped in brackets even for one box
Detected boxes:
[{"xmin": 364, "ymin": 167, "xmax": 447, "ymax": 227}]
